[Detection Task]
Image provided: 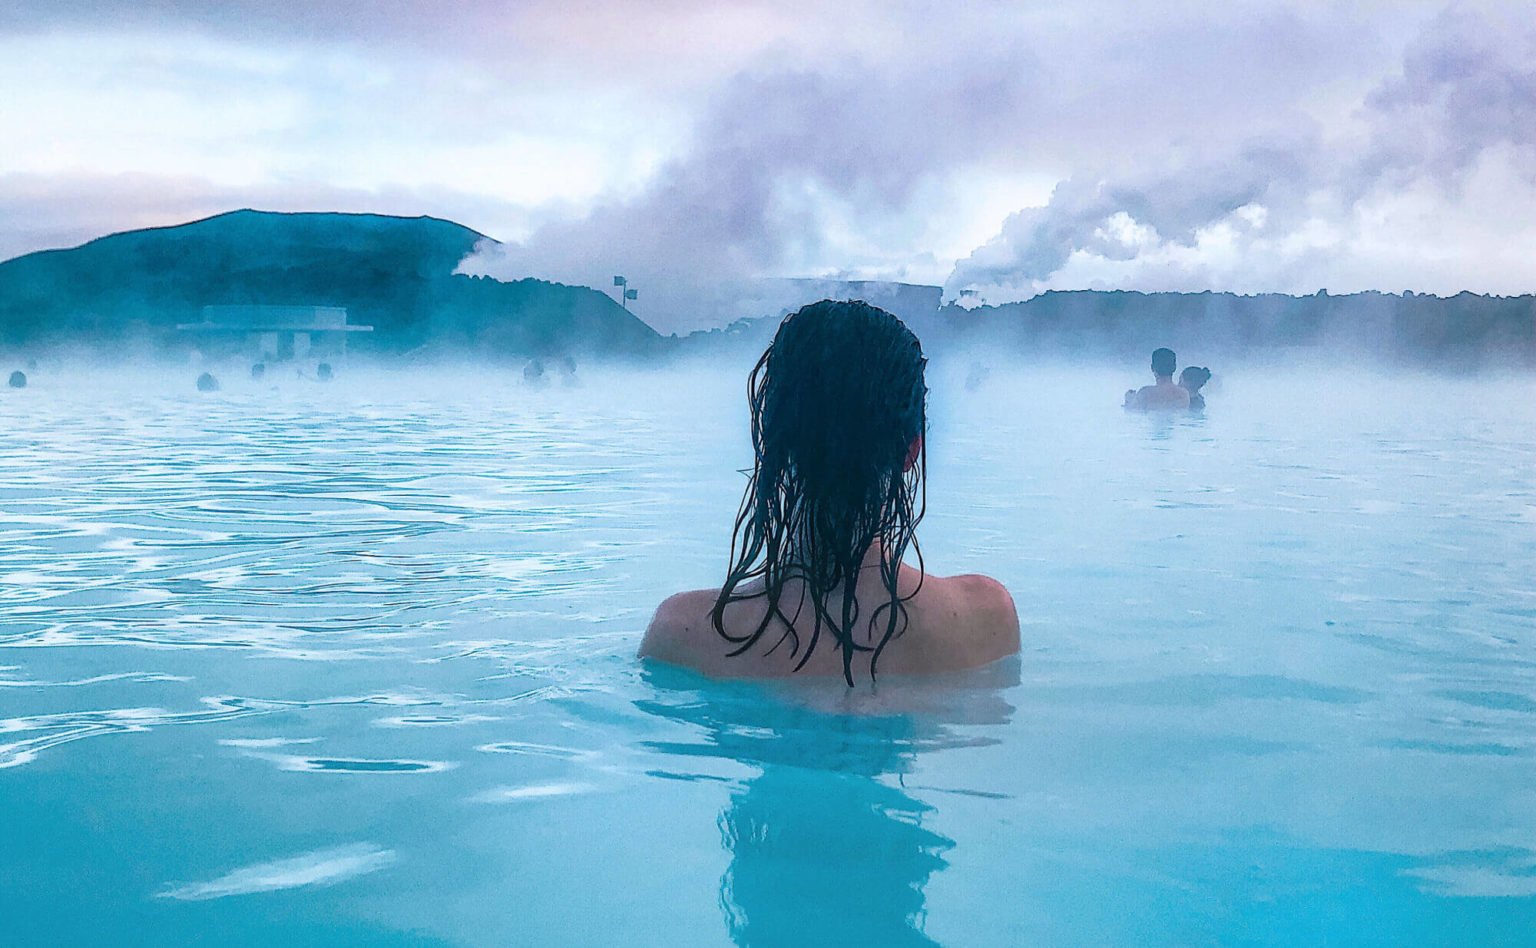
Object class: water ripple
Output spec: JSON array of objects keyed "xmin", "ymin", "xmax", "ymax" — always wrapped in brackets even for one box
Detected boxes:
[{"xmin": 159, "ymin": 844, "xmax": 397, "ymax": 900}]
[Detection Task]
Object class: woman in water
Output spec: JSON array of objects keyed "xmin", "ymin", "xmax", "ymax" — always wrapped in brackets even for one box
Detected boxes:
[
  {"xmin": 640, "ymin": 300, "xmax": 1019, "ymax": 685},
  {"xmin": 1179, "ymin": 365, "xmax": 1212, "ymax": 411}
]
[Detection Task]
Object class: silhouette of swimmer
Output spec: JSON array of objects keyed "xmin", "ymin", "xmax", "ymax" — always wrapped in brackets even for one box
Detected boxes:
[
  {"xmin": 250, "ymin": 362, "xmax": 266, "ymax": 380},
  {"xmin": 1179, "ymin": 365, "xmax": 1212, "ymax": 411},
  {"xmin": 523, "ymin": 358, "xmax": 547, "ymax": 384},
  {"xmin": 196, "ymin": 372, "xmax": 219, "ymax": 392},
  {"xmin": 716, "ymin": 720, "xmax": 948, "ymax": 946},
  {"xmin": 634, "ymin": 667, "xmax": 1017, "ymax": 947},
  {"xmin": 316, "ymin": 362, "xmax": 333, "ymax": 382},
  {"xmin": 641, "ymin": 299, "xmax": 1019, "ymax": 685},
  {"xmin": 7, "ymin": 370, "xmax": 25, "ymax": 389},
  {"xmin": 1124, "ymin": 347, "xmax": 1190, "ymax": 411}
]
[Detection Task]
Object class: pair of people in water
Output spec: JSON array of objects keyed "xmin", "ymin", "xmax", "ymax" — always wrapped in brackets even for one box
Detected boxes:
[
  {"xmin": 640, "ymin": 299, "xmax": 1020, "ymax": 685},
  {"xmin": 1123, "ymin": 348, "xmax": 1211, "ymax": 412}
]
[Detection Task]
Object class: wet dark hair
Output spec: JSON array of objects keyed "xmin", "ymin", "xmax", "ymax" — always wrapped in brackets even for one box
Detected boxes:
[
  {"xmin": 1179, "ymin": 365, "xmax": 1211, "ymax": 391},
  {"xmin": 1151, "ymin": 347, "xmax": 1177, "ymax": 377},
  {"xmin": 711, "ymin": 300, "xmax": 928, "ymax": 685}
]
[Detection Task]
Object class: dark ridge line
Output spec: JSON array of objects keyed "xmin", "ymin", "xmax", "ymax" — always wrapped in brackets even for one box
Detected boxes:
[{"xmin": 0, "ymin": 208, "xmax": 498, "ymax": 269}]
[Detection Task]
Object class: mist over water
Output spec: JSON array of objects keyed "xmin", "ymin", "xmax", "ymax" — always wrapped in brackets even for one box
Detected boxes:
[
  {"xmin": 5, "ymin": 0, "xmax": 1536, "ymax": 940},
  {"xmin": 2, "ymin": 358, "xmax": 1535, "ymax": 943}
]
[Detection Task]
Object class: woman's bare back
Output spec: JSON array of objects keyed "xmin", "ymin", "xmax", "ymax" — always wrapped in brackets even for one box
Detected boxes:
[{"xmin": 640, "ymin": 561, "xmax": 1019, "ymax": 680}]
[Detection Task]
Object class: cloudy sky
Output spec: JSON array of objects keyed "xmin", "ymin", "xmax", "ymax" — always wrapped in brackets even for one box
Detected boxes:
[{"xmin": 2, "ymin": 0, "xmax": 1532, "ymax": 326}]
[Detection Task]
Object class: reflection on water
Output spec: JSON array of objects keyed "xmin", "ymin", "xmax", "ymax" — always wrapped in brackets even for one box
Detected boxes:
[
  {"xmin": 638, "ymin": 665, "xmax": 1016, "ymax": 946},
  {"xmin": 716, "ymin": 733, "xmax": 950, "ymax": 947},
  {"xmin": 160, "ymin": 843, "xmax": 398, "ymax": 901},
  {"xmin": 1, "ymin": 365, "xmax": 1535, "ymax": 944}
]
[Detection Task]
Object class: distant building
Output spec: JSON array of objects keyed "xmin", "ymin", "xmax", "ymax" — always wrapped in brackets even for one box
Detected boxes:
[
  {"xmin": 176, "ymin": 305, "xmax": 373, "ymax": 361},
  {"xmin": 737, "ymin": 279, "xmax": 945, "ymax": 336}
]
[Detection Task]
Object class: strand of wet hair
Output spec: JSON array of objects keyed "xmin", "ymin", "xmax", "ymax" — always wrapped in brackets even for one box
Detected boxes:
[{"xmin": 710, "ymin": 312, "xmax": 927, "ymax": 684}]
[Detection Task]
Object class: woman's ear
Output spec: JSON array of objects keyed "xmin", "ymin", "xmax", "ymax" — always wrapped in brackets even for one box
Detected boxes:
[{"xmin": 903, "ymin": 435, "xmax": 924, "ymax": 472}]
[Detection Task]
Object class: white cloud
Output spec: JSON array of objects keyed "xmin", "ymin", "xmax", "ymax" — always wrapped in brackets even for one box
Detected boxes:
[
  {"xmin": 1, "ymin": 0, "xmax": 1532, "ymax": 320},
  {"xmin": 946, "ymin": 2, "xmax": 1536, "ymax": 303}
]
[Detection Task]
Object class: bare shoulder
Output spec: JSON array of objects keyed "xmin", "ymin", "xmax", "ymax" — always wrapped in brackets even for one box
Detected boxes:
[
  {"xmin": 940, "ymin": 573, "xmax": 1020, "ymax": 660},
  {"xmin": 639, "ymin": 588, "xmax": 718, "ymax": 664},
  {"xmin": 949, "ymin": 573, "xmax": 1018, "ymax": 621}
]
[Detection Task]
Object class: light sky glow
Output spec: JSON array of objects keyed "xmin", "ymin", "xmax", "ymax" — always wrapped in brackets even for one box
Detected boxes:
[{"xmin": 1, "ymin": 1, "xmax": 1532, "ymax": 328}]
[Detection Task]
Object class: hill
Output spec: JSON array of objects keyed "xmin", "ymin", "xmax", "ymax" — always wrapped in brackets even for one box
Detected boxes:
[
  {"xmin": 679, "ymin": 284, "xmax": 1536, "ymax": 371},
  {"xmin": 2, "ymin": 211, "xmax": 1528, "ymax": 369},
  {"xmin": 0, "ymin": 210, "xmax": 660, "ymax": 358},
  {"xmin": 946, "ymin": 290, "xmax": 1536, "ymax": 370}
]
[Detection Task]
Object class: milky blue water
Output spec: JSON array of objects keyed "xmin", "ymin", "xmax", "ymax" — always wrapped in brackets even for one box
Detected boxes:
[{"xmin": 1, "ymin": 362, "xmax": 1534, "ymax": 946}]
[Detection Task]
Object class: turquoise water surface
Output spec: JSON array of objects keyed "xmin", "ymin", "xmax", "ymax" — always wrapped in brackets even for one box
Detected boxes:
[{"xmin": 2, "ymin": 363, "xmax": 1534, "ymax": 946}]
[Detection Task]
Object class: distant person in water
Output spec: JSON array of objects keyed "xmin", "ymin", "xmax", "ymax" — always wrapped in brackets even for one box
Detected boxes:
[
  {"xmin": 316, "ymin": 362, "xmax": 333, "ymax": 382},
  {"xmin": 640, "ymin": 299, "xmax": 1019, "ymax": 685},
  {"xmin": 523, "ymin": 358, "xmax": 546, "ymax": 384},
  {"xmin": 1124, "ymin": 347, "xmax": 1190, "ymax": 411},
  {"xmin": 8, "ymin": 370, "xmax": 26, "ymax": 389},
  {"xmin": 196, "ymin": 372, "xmax": 219, "ymax": 392},
  {"xmin": 250, "ymin": 362, "xmax": 266, "ymax": 380},
  {"xmin": 1179, "ymin": 365, "xmax": 1212, "ymax": 411}
]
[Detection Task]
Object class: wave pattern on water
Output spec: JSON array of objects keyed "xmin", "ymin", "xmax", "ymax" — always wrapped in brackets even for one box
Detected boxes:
[{"xmin": 2, "ymin": 367, "xmax": 1536, "ymax": 944}]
